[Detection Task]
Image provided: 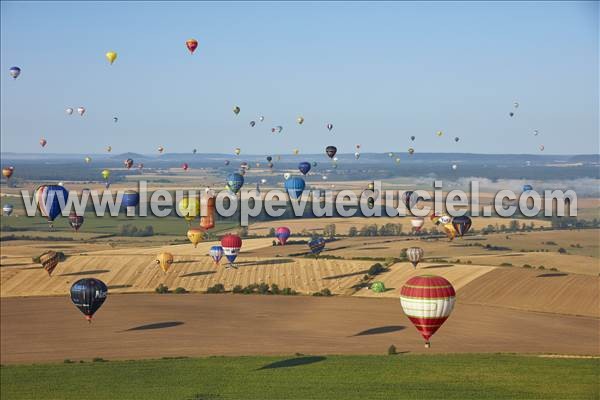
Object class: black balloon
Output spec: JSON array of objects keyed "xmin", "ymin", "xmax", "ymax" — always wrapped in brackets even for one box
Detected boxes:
[{"xmin": 70, "ymin": 278, "xmax": 108, "ymax": 322}]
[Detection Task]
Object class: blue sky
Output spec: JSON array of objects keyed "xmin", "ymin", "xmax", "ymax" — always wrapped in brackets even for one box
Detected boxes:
[{"xmin": 1, "ymin": 1, "xmax": 598, "ymax": 154}]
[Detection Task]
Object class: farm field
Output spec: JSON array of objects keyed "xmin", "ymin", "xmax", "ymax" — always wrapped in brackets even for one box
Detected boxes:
[{"xmin": 2, "ymin": 354, "xmax": 598, "ymax": 400}]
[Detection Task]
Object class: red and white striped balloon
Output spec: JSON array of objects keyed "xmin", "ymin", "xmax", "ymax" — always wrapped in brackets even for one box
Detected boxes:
[{"xmin": 400, "ymin": 275, "xmax": 455, "ymax": 348}]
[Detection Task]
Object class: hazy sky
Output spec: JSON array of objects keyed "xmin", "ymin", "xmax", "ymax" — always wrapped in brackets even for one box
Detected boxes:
[{"xmin": 1, "ymin": 1, "xmax": 598, "ymax": 154}]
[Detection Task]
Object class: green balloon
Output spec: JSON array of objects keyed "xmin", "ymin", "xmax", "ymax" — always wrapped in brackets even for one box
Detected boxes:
[{"xmin": 370, "ymin": 281, "xmax": 386, "ymax": 293}]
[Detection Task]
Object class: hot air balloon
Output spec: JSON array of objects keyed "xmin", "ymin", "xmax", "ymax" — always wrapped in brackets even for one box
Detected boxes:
[
  {"xmin": 312, "ymin": 161, "xmax": 317, "ymax": 167},
  {"xmin": 533, "ymin": 130, "xmax": 539, "ymax": 136},
  {"xmin": 410, "ymin": 136, "xmax": 415, "ymax": 141},
  {"xmin": 68, "ymin": 212, "xmax": 84, "ymax": 232},
  {"xmin": 158, "ymin": 146, "xmax": 165, "ymax": 153},
  {"xmin": 325, "ymin": 146, "xmax": 337, "ymax": 159},
  {"xmin": 84, "ymin": 156, "xmax": 92, "ymax": 164},
  {"xmin": 513, "ymin": 101, "xmax": 519, "ymax": 109},
  {"xmin": 113, "ymin": 116, "xmax": 118, "ymax": 123},
  {"xmin": 411, "ymin": 217, "xmax": 425, "ymax": 232},
  {"xmin": 370, "ymin": 281, "xmax": 386, "ymax": 293},
  {"xmin": 388, "ymin": 152, "xmax": 394, "ymax": 158},
  {"xmin": 308, "ymin": 237, "xmax": 326, "ymax": 256},
  {"xmin": 408, "ymin": 147, "xmax": 415, "ymax": 155},
  {"xmin": 178, "ymin": 196, "xmax": 200, "ymax": 224},
  {"xmin": 297, "ymin": 116, "xmax": 304, "ymax": 125},
  {"xmin": 221, "ymin": 234, "xmax": 242, "ymax": 268},
  {"xmin": 268, "ymin": 162, "xmax": 274, "ymax": 169},
  {"xmin": 354, "ymin": 152, "xmax": 360, "ymax": 160},
  {"xmin": 400, "ymin": 275, "xmax": 455, "ymax": 348},
  {"xmin": 124, "ymin": 158, "xmax": 133, "ymax": 169},
  {"xmin": 122, "ymin": 190, "xmax": 139, "ymax": 215},
  {"xmin": 285, "ymin": 177, "xmax": 305, "ymax": 199},
  {"xmin": 101, "ymin": 169, "xmax": 110, "ymax": 187},
  {"xmin": 186, "ymin": 39, "xmax": 198, "ymax": 54},
  {"xmin": 402, "ymin": 191, "xmax": 418, "ymax": 212},
  {"xmin": 224, "ymin": 160, "xmax": 230, "ymax": 166},
  {"xmin": 283, "ymin": 173, "xmax": 291, "ymax": 180},
  {"xmin": 3, "ymin": 204, "xmax": 14, "ymax": 216},
  {"xmin": 438, "ymin": 215, "xmax": 452, "ymax": 225},
  {"xmin": 406, "ymin": 247, "xmax": 424, "ymax": 268},
  {"xmin": 105, "ymin": 51, "xmax": 117, "ymax": 65},
  {"xmin": 39, "ymin": 138, "xmax": 47, "ymax": 147},
  {"xmin": 259, "ymin": 116, "xmax": 265, "ymax": 122},
  {"xmin": 249, "ymin": 121, "xmax": 256, "ymax": 127},
  {"xmin": 298, "ymin": 161, "xmax": 311, "ymax": 176},
  {"xmin": 192, "ymin": 148, "xmax": 197, "ymax": 154},
  {"xmin": 77, "ymin": 107, "xmax": 86, "ymax": 116},
  {"xmin": 442, "ymin": 223, "xmax": 457, "ymax": 240},
  {"xmin": 106, "ymin": 145, "xmax": 112, "ymax": 152},
  {"xmin": 234, "ymin": 147, "xmax": 241, "ymax": 156},
  {"xmin": 272, "ymin": 126, "xmax": 283, "ymax": 134},
  {"xmin": 182, "ymin": 163, "xmax": 189, "ymax": 171},
  {"xmin": 209, "ymin": 245, "xmax": 224, "ymax": 264},
  {"xmin": 452, "ymin": 215, "xmax": 472, "ymax": 237},
  {"xmin": 187, "ymin": 227, "xmax": 205, "ymax": 247},
  {"xmin": 452, "ymin": 164, "xmax": 458, "ymax": 170},
  {"xmin": 9, "ymin": 66, "xmax": 21, "ymax": 79},
  {"xmin": 70, "ymin": 278, "xmax": 107, "ymax": 323},
  {"xmin": 266, "ymin": 156, "xmax": 272, "ymax": 162},
  {"xmin": 509, "ymin": 112, "xmax": 514, "ymax": 117},
  {"xmin": 66, "ymin": 108, "xmax": 74, "ymax": 115},
  {"xmin": 326, "ymin": 123, "xmax": 333, "ymax": 131},
  {"xmin": 199, "ymin": 192, "xmax": 216, "ymax": 230},
  {"xmin": 2, "ymin": 166, "xmax": 14, "ymax": 181},
  {"xmin": 455, "ymin": 137, "xmax": 460, "ymax": 143},
  {"xmin": 522, "ymin": 184, "xmax": 533, "ymax": 192},
  {"xmin": 275, "ymin": 227, "xmax": 291, "ymax": 245},
  {"xmin": 35, "ymin": 185, "xmax": 69, "ymax": 228},
  {"xmin": 436, "ymin": 131, "xmax": 443, "ymax": 137},
  {"xmin": 156, "ymin": 252, "xmax": 174, "ymax": 273},
  {"xmin": 226, "ymin": 172, "xmax": 244, "ymax": 194},
  {"xmin": 39, "ymin": 250, "xmax": 61, "ymax": 276},
  {"xmin": 539, "ymin": 144, "xmax": 545, "ymax": 151},
  {"xmin": 233, "ymin": 106, "xmax": 240, "ymax": 115}
]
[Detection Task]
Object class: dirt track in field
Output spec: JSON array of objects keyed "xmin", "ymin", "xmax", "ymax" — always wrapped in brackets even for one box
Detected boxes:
[{"xmin": 1, "ymin": 294, "xmax": 598, "ymax": 364}]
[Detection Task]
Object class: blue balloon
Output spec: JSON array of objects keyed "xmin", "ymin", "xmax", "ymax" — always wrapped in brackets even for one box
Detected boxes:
[
  {"xmin": 522, "ymin": 184, "xmax": 533, "ymax": 192},
  {"xmin": 284, "ymin": 177, "xmax": 305, "ymax": 199},
  {"xmin": 298, "ymin": 161, "xmax": 311, "ymax": 176},
  {"xmin": 38, "ymin": 185, "xmax": 69, "ymax": 222},
  {"xmin": 122, "ymin": 191, "xmax": 140, "ymax": 208},
  {"xmin": 226, "ymin": 173, "xmax": 244, "ymax": 194},
  {"xmin": 308, "ymin": 237, "xmax": 326, "ymax": 255}
]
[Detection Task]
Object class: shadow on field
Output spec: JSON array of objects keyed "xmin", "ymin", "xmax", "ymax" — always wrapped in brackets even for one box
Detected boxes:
[
  {"xmin": 324, "ymin": 270, "xmax": 369, "ymax": 280},
  {"xmin": 108, "ymin": 284, "xmax": 133, "ymax": 289},
  {"xmin": 124, "ymin": 321, "xmax": 184, "ymax": 331},
  {"xmin": 537, "ymin": 273, "xmax": 568, "ymax": 278},
  {"xmin": 356, "ymin": 247, "xmax": 389, "ymax": 250},
  {"xmin": 59, "ymin": 269, "xmax": 109, "ymax": 276},
  {"xmin": 180, "ymin": 271, "xmax": 216, "ymax": 277},
  {"xmin": 421, "ymin": 264, "xmax": 454, "ymax": 269},
  {"xmin": 258, "ymin": 356, "xmax": 326, "ymax": 370},
  {"xmin": 352, "ymin": 325, "xmax": 405, "ymax": 337},
  {"xmin": 234, "ymin": 259, "xmax": 295, "ymax": 268}
]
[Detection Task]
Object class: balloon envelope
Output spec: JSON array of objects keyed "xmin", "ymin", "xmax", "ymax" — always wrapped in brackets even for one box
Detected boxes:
[
  {"xmin": 70, "ymin": 278, "xmax": 108, "ymax": 322},
  {"xmin": 325, "ymin": 146, "xmax": 337, "ymax": 159},
  {"xmin": 35, "ymin": 185, "xmax": 69, "ymax": 223},
  {"xmin": 298, "ymin": 161, "xmax": 311, "ymax": 175},
  {"xmin": 400, "ymin": 275, "xmax": 455, "ymax": 346},
  {"xmin": 275, "ymin": 227, "xmax": 291, "ymax": 245},
  {"xmin": 226, "ymin": 173, "xmax": 244, "ymax": 194},
  {"xmin": 308, "ymin": 237, "xmax": 326, "ymax": 255},
  {"xmin": 156, "ymin": 252, "xmax": 174, "ymax": 273},
  {"xmin": 186, "ymin": 39, "xmax": 198, "ymax": 53},
  {"xmin": 105, "ymin": 51, "xmax": 117, "ymax": 64},
  {"xmin": 209, "ymin": 245, "xmax": 224, "ymax": 264},
  {"xmin": 9, "ymin": 66, "xmax": 21, "ymax": 79},
  {"xmin": 285, "ymin": 177, "xmax": 305, "ymax": 199},
  {"xmin": 221, "ymin": 234, "xmax": 242, "ymax": 264}
]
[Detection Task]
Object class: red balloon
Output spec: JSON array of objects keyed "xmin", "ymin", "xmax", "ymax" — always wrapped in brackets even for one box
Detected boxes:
[
  {"xmin": 186, "ymin": 39, "xmax": 198, "ymax": 54},
  {"xmin": 221, "ymin": 234, "xmax": 242, "ymax": 249},
  {"xmin": 182, "ymin": 163, "xmax": 189, "ymax": 171}
]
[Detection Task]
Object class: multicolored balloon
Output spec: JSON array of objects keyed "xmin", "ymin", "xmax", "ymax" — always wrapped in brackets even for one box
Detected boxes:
[
  {"xmin": 221, "ymin": 234, "xmax": 242, "ymax": 267},
  {"xmin": 226, "ymin": 172, "xmax": 244, "ymax": 194},
  {"xmin": 400, "ymin": 275, "xmax": 455, "ymax": 348},
  {"xmin": 68, "ymin": 212, "xmax": 84, "ymax": 232},
  {"xmin": 9, "ymin": 66, "xmax": 21, "ymax": 79},
  {"xmin": 275, "ymin": 227, "xmax": 291, "ymax": 245},
  {"xmin": 35, "ymin": 185, "xmax": 69, "ymax": 228},
  {"xmin": 325, "ymin": 146, "xmax": 337, "ymax": 159},
  {"xmin": 187, "ymin": 227, "xmax": 205, "ymax": 247},
  {"xmin": 308, "ymin": 237, "xmax": 326, "ymax": 256},
  {"xmin": 186, "ymin": 39, "xmax": 198, "ymax": 54},
  {"xmin": 406, "ymin": 247, "xmax": 424, "ymax": 268},
  {"xmin": 39, "ymin": 250, "xmax": 61, "ymax": 276},
  {"xmin": 209, "ymin": 245, "xmax": 224, "ymax": 264},
  {"xmin": 452, "ymin": 215, "xmax": 472, "ymax": 237},
  {"xmin": 285, "ymin": 177, "xmax": 305, "ymax": 199}
]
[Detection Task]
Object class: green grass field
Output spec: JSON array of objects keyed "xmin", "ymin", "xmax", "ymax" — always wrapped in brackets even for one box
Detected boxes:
[{"xmin": 1, "ymin": 355, "xmax": 597, "ymax": 400}]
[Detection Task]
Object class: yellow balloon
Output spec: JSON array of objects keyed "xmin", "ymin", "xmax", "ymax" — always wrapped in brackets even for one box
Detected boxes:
[
  {"xmin": 436, "ymin": 130, "xmax": 443, "ymax": 137},
  {"xmin": 156, "ymin": 252, "xmax": 174, "ymax": 273},
  {"xmin": 84, "ymin": 157, "xmax": 92, "ymax": 164},
  {"xmin": 106, "ymin": 51, "xmax": 117, "ymax": 65},
  {"xmin": 293, "ymin": 149, "xmax": 299, "ymax": 155},
  {"xmin": 178, "ymin": 196, "xmax": 200, "ymax": 223},
  {"xmin": 187, "ymin": 227, "xmax": 205, "ymax": 247},
  {"xmin": 443, "ymin": 223, "xmax": 457, "ymax": 241},
  {"xmin": 234, "ymin": 148, "xmax": 241, "ymax": 156},
  {"xmin": 297, "ymin": 116, "xmax": 304, "ymax": 125},
  {"xmin": 101, "ymin": 169, "xmax": 110, "ymax": 180}
]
